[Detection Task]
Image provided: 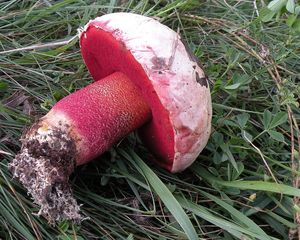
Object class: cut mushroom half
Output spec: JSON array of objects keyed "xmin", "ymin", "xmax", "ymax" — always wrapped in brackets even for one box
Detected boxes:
[{"xmin": 9, "ymin": 12, "xmax": 212, "ymax": 223}]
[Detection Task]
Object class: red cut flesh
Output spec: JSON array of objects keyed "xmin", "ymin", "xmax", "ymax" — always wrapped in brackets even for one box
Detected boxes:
[
  {"xmin": 51, "ymin": 72, "xmax": 151, "ymax": 165},
  {"xmin": 80, "ymin": 26, "xmax": 175, "ymax": 171}
]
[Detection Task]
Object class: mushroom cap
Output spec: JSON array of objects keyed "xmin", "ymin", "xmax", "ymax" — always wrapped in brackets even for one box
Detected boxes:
[{"xmin": 79, "ymin": 13, "xmax": 212, "ymax": 173}]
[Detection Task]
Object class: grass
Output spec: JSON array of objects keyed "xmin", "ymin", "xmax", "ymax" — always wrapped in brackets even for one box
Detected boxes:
[{"xmin": 0, "ymin": 0, "xmax": 300, "ymax": 239}]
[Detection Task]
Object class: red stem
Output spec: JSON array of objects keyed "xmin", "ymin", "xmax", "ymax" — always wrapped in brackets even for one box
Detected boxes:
[{"xmin": 47, "ymin": 72, "xmax": 152, "ymax": 165}]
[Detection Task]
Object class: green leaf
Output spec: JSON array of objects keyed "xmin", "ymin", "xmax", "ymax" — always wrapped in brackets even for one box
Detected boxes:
[
  {"xmin": 100, "ymin": 175, "xmax": 110, "ymax": 186},
  {"xmin": 237, "ymin": 113, "xmax": 250, "ymax": 129},
  {"xmin": 263, "ymin": 110, "xmax": 272, "ymax": 129},
  {"xmin": 220, "ymin": 144, "xmax": 239, "ymax": 172},
  {"xmin": 286, "ymin": 14, "xmax": 297, "ymax": 26},
  {"xmin": 122, "ymin": 149, "xmax": 198, "ymax": 240},
  {"xmin": 225, "ymin": 83, "xmax": 241, "ymax": 90},
  {"xmin": 268, "ymin": 0, "xmax": 287, "ymax": 12},
  {"xmin": 268, "ymin": 130, "xmax": 285, "ymax": 142},
  {"xmin": 212, "ymin": 131, "xmax": 224, "ymax": 146},
  {"xmin": 269, "ymin": 112, "xmax": 288, "ymax": 129},
  {"xmin": 231, "ymin": 162, "xmax": 245, "ymax": 180},
  {"xmin": 0, "ymin": 81, "xmax": 8, "ymax": 90},
  {"xmin": 286, "ymin": 0, "xmax": 295, "ymax": 13},
  {"xmin": 292, "ymin": 18, "xmax": 300, "ymax": 32}
]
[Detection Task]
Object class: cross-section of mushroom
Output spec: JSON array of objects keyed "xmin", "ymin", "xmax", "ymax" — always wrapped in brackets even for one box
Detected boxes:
[{"xmin": 10, "ymin": 12, "xmax": 212, "ymax": 223}]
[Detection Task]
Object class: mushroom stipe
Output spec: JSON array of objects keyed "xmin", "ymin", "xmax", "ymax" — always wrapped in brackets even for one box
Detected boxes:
[
  {"xmin": 10, "ymin": 72, "xmax": 150, "ymax": 222},
  {"xmin": 10, "ymin": 13, "xmax": 212, "ymax": 223}
]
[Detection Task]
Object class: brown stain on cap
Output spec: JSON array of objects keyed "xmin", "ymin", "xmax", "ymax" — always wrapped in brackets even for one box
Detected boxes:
[{"xmin": 182, "ymin": 40, "xmax": 209, "ymax": 88}]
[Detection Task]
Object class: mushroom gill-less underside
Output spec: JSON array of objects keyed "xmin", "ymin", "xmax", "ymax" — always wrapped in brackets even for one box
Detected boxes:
[{"xmin": 10, "ymin": 13, "xmax": 212, "ymax": 222}]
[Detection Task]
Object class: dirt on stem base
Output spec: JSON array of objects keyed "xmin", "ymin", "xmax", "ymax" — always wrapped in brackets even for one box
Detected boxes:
[{"xmin": 9, "ymin": 121, "xmax": 82, "ymax": 223}]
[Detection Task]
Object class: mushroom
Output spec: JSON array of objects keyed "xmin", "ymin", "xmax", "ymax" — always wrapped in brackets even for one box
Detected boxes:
[{"xmin": 9, "ymin": 13, "xmax": 212, "ymax": 222}]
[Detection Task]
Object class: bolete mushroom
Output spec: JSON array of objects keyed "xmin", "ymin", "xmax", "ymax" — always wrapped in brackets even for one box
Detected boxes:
[{"xmin": 9, "ymin": 13, "xmax": 212, "ymax": 222}]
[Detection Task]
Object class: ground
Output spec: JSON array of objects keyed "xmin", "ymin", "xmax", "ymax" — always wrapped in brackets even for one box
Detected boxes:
[{"xmin": 0, "ymin": 0, "xmax": 300, "ymax": 239}]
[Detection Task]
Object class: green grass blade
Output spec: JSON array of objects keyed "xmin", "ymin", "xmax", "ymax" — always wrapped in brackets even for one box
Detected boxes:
[
  {"xmin": 121, "ymin": 149, "xmax": 198, "ymax": 240},
  {"xmin": 194, "ymin": 164, "xmax": 300, "ymax": 197},
  {"xmin": 266, "ymin": 211, "xmax": 296, "ymax": 229},
  {"xmin": 176, "ymin": 196, "xmax": 280, "ymax": 240},
  {"xmin": 0, "ymin": 201, "xmax": 35, "ymax": 240},
  {"xmin": 199, "ymin": 191, "xmax": 271, "ymax": 239}
]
